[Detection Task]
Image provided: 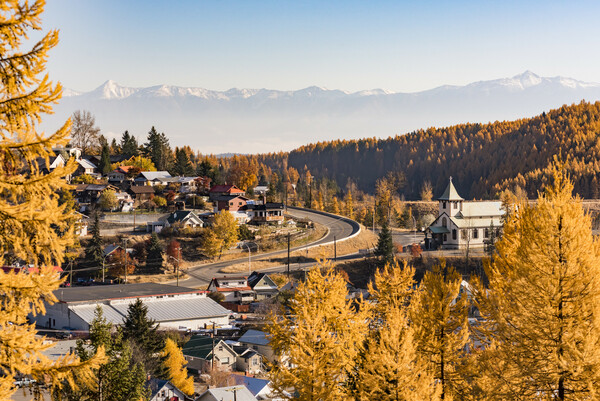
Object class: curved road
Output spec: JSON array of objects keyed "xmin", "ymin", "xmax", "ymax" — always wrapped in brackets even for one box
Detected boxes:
[{"xmin": 178, "ymin": 207, "xmax": 360, "ymax": 288}]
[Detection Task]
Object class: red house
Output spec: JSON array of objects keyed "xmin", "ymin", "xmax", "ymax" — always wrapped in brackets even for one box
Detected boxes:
[{"xmin": 209, "ymin": 185, "xmax": 245, "ymax": 200}]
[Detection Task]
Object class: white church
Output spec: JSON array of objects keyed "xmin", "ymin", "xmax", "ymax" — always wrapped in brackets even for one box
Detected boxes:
[{"xmin": 425, "ymin": 177, "xmax": 504, "ymax": 250}]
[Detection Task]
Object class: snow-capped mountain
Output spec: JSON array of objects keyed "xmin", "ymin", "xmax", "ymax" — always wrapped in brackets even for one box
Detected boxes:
[{"xmin": 45, "ymin": 71, "xmax": 600, "ymax": 154}]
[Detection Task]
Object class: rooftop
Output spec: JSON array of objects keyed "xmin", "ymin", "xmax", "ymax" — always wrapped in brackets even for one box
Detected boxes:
[
  {"xmin": 238, "ymin": 329, "xmax": 269, "ymax": 346},
  {"xmin": 438, "ymin": 177, "xmax": 464, "ymax": 201},
  {"xmin": 54, "ymin": 283, "xmax": 202, "ymax": 303}
]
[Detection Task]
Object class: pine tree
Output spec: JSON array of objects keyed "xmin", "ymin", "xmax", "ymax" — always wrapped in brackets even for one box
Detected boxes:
[
  {"xmin": 143, "ymin": 127, "xmax": 172, "ymax": 171},
  {"xmin": 146, "ymin": 232, "xmax": 163, "ymax": 272},
  {"xmin": 474, "ymin": 163, "xmax": 600, "ymax": 400},
  {"xmin": 0, "ymin": 2, "xmax": 105, "ymax": 396},
  {"xmin": 120, "ymin": 130, "xmax": 139, "ymax": 159},
  {"xmin": 266, "ymin": 261, "xmax": 370, "ymax": 401},
  {"xmin": 85, "ymin": 212, "xmax": 103, "ymax": 268},
  {"xmin": 411, "ymin": 262, "xmax": 470, "ymax": 400},
  {"xmin": 99, "ymin": 142, "xmax": 112, "ymax": 174},
  {"xmin": 162, "ymin": 338, "xmax": 195, "ymax": 396},
  {"xmin": 173, "ymin": 147, "xmax": 194, "ymax": 176},
  {"xmin": 122, "ymin": 299, "xmax": 164, "ymax": 375},
  {"xmin": 375, "ymin": 222, "xmax": 395, "ymax": 265}
]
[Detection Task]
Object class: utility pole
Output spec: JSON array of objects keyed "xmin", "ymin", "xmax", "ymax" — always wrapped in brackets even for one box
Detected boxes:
[
  {"xmin": 177, "ymin": 244, "xmax": 181, "ymax": 287},
  {"xmin": 287, "ymin": 234, "xmax": 291, "ymax": 280},
  {"xmin": 69, "ymin": 258, "xmax": 73, "ymax": 287},
  {"xmin": 132, "ymin": 207, "xmax": 136, "ymax": 233},
  {"xmin": 123, "ymin": 238, "xmax": 128, "ymax": 284}
]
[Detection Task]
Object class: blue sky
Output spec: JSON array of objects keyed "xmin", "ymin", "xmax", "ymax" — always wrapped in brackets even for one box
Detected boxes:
[{"xmin": 41, "ymin": 0, "xmax": 600, "ymax": 93}]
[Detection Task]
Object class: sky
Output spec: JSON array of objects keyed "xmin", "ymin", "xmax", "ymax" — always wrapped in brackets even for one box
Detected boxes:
[{"xmin": 40, "ymin": 0, "xmax": 600, "ymax": 94}]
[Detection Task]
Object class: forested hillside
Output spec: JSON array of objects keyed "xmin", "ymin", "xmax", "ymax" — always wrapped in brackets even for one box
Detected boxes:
[{"xmin": 286, "ymin": 101, "xmax": 600, "ymax": 199}]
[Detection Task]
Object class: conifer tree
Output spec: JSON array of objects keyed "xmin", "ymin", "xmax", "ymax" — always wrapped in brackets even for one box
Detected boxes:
[
  {"xmin": 411, "ymin": 262, "xmax": 470, "ymax": 400},
  {"xmin": 85, "ymin": 212, "xmax": 103, "ymax": 268},
  {"xmin": 354, "ymin": 260, "xmax": 439, "ymax": 400},
  {"xmin": 344, "ymin": 191, "xmax": 354, "ymax": 219},
  {"xmin": 266, "ymin": 261, "xmax": 370, "ymax": 401},
  {"xmin": 99, "ymin": 142, "xmax": 112, "ymax": 174},
  {"xmin": 122, "ymin": 299, "xmax": 164, "ymax": 375},
  {"xmin": 375, "ymin": 222, "xmax": 395, "ymax": 265},
  {"xmin": 173, "ymin": 147, "xmax": 195, "ymax": 176},
  {"xmin": 146, "ymin": 232, "xmax": 163, "ymax": 272},
  {"xmin": 0, "ymin": 2, "xmax": 105, "ymax": 397},
  {"xmin": 143, "ymin": 127, "xmax": 172, "ymax": 171},
  {"xmin": 474, "ymin": 163, "xmax": 600, "ymax": 400},
  {"xmin": 162, "ymin": 338, "xmax": 195, "ymax": 396},
  {"xmin": 120, "ymin": 130, "xmax": 139, "ymax": 158}
]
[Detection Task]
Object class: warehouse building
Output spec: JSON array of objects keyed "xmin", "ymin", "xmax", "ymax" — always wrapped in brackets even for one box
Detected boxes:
[{"xmin": 34, "ymin": 283, "xmax": 231, "ymax": 332}]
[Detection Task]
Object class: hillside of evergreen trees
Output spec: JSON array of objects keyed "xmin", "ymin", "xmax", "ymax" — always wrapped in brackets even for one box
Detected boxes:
[{"xmin": 284, "ymin": 101, "xmax": 600, "ymax": 199}]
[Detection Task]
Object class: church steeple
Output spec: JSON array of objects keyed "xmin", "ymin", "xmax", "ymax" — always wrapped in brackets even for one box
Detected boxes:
[{"xmin": 438, "ymin": 176, "xmax": 464, "ymax": 201}]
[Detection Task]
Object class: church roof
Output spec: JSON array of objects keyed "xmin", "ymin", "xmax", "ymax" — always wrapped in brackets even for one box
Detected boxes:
[{"xmin": 438, "ymin": 177, "xmax": 464, "ymax": 201}]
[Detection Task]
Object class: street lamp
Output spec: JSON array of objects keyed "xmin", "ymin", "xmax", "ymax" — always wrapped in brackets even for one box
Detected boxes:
[
  {"xmin": 241, "ymin": 241, "xmax": 259, "ymax": 275},
  {"xmin": 412, "ymin": 216, "xmax": 417, "ymax": 245},
  {"xmin": 168, "ymin": 244, "xmax": 182, "ymax": 286}
]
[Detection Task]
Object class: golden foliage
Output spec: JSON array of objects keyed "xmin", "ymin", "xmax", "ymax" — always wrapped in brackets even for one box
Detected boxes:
[{"xmin": 162, "ymin": 338, "xmax": 194, "ymax": 396}]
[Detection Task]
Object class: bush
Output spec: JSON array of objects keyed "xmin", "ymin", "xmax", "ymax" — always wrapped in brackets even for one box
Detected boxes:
[
  {"xmin": 238, "ymin": 224, "xmax": 255, "ymax": 241},
  {"xmin": 153, "ymin": 196, "xmax": 167, "ymax": 208}
]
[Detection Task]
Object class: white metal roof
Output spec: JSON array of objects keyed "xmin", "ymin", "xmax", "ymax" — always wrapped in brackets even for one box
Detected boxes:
[
  {"xmin": 238, "ymin": 329, "xmax": 269, "ymax": 346},
  {"xmin": 69, "ymin": 295, "xmax": 230, "ymax": 326},
  {"xmin": 198, "ymin": 386, "xmax": 257, "ymax": 401},
  {"xmin": 459, "ymin": 201, "xmax": 503, "ymax": 217},
  {"xmin": 450, "ymin": 216, "xmax": 502, "ymax": 229}
]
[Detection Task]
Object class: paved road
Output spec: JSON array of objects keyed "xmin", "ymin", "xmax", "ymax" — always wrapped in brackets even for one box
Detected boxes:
[{"xmin": 178, "ymin": 207, "xmax": 360, "ymax": 288}]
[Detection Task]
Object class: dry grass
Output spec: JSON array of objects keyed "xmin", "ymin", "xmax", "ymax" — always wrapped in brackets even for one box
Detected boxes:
[{"xmin": 220, "ymin": 225, "xmax": 377, "ymax": 273}]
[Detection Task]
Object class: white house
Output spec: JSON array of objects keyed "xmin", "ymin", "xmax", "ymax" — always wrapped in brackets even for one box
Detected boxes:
[
  {"xmin": 146, "ymin": 379, "xmax": 188, "ymax": 401},
  {"xmin": 134, "ymin": 171, "xmax": 172, "ymax": 186},
  {"xmin": 33, "ymin": 283, "xmax": 231, "ymax": 332},
  {"xmin": 208, "ymin": 277, "xmax": 255, "ymax": 304},
  {"xmin": 425, "ymin": 177, "xmax": 503, "ymax": 250}
]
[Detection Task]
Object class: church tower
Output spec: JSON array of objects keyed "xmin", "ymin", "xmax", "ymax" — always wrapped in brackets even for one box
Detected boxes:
[{"xmin": 438, "ymin": 177, "xmax": 463, "ymax": 217}]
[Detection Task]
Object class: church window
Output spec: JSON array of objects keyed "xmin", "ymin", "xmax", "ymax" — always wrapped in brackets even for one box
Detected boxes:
[
  {"xmin": 442, "ymin": 201, "xmax": 447, "ymax": 209},
  {"xmin": 473, "ymin": 229, "xmax": 479, "ymax": 239},
  {"xmin": 442, "ymin": 217, "xmax": 447, "ymax": 228},
  {"xmin": 443, "ymin": 234, "xmax": 447, "ymax": 241},
  {"xmin": 452, "ymin": 229, "xmax": 457, "ymax": 240}
]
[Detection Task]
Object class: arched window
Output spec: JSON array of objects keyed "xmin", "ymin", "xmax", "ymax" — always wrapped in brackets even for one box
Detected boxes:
[
  {"xmin": 442, "ymin": 217, "xmax": 447, "ymax": 228},
  {"xmin": 442, "ymin": 201, "xmax": 447, "ymax": 209}
]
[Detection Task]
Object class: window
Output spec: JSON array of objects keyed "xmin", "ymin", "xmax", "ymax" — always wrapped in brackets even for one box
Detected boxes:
[
  {"xmin": 452, "ymin": 229, "xmax": 457, "ymax": 240},
  {"xmin": 238, "ymin": 281, "xmax": 245, "ymax": 285},
  {"xmin": 484, "ymin": 228, "xmax": 489, "ymax": 238},
  {"xmin": 253, "ymin": 359, "xmax": 259, "ymax": 366},
  {"xmin": 229, "ymin": 202, "xmax": 233, "ymax": 206},
  {"xmin": 453, "ymin": 202, "xmax": 457, "ymax": 209},
  {"xmin": 472, "ymin": 229, "xmax": 478, "ymax": 239},
  {"xmin": 443, "ymin": 234, "xmax": 447, "ymax": 241},
  {"xmin": 218, "ymin": 346, "xmax": 223, "ymax": 351},
  {"xmin": 442, "ymin": 217, "xmax": 447, "ymax": 228},
  {"xmin": 221, "ymin": 357, "xmax": 229, "ymax": 364},
  {"xmin": 442, "ymin": 201, "xmax": 447, "ymax": 209}
]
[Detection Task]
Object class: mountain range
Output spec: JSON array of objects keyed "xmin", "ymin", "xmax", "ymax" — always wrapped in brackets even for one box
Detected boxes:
[{"xmin": 43, "ymin": 71, "xmax": 600, "ymax": 154}]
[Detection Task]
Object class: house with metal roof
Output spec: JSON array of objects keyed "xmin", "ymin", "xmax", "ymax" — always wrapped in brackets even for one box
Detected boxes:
[
  {"xmin": 32, "ymin": 283, "xmax": 231, "ymax": 333},
  {"xmin": 196, "ymin": 385, "xmax": 257, "ymax": 401},
  {"xmin": 229, "ymin": 375, "xmax": 287, "ymax": 400},
  {"xmin": 146, "ymin": 378, "xmax": 190, "ymax": 401},
  {"xmin": 182, "ymin": 335, "xmax": 238, "ymax": 373},
  {"xmin": 237, "ymin": 330, "xmax": 275, "ymax": 363},
  {"xmin": 425, "ymin": 177, "xmax": 503, "ymax": 250},
  {"xmin": 134, "ymin": 171, "xmax": 172, "ymax": 186}
]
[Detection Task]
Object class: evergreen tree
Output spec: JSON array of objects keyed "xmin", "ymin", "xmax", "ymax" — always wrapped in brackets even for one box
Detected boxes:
[
  {"xmin": 110, "ymin": 138, "xmax": 120, "ymax": 154},
  {"xmin": 122, "ymin": 299, "xmax": 164, "ymax": 374},
  {"xmin": 375, "ymin": 222, "xmax": 395, "ymax": 265},
  {"xmin": 58, "ymin": 306, "xmax": 148, "ymax": 401},
  {"xmin": 266, "ymin": 261, "xmax": 370, "ymax": 400},
  {"xmin": 120, "ymin": 130, "xmax": 139, "ymax": 159},
  {"xmin": 99, "ymin": 142, "xmax": 112, "ymax": 174},
  {"xmin": 411, "ymin": 262, "xmax": 470, "ymax": 399},
  {"xmin": 173, "ymin": 147, "xmax": 194, "ymax": 176},
  {"xmin": 85, "ymin": 212, "xmax": 103, "ymax": 268},
  {"xmin": 143, "ymin": 127, "xmax": 173, "ymax": 171},
  {"xmin": 474, "ymin": 163, "xmax": 600, "ymax": 400},
  {"xmin": 146, "ymin": 232, "xmax": 163, "ymax": 272},
  {"xmin": 162, "ymin": 338, "xmax": 194, "ymax": 396},
  {"xmin": 344, "ymin": 191, "xmax": 354, "ymax": 219}
]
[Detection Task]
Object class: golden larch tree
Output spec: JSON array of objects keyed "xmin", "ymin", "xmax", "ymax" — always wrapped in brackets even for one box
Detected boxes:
[
  {"xmin": 0, "ymin": 1, "xmax": 105, "ymax": 399},
  {"xmin": 411, "ymin": 262, "xmax": 470, "ymax": 400},
  {"xmin": 266, "ymin": 261, "xmax": 370, "ymax": 401},
  {"xmin": 354, "ymin": 261, "xmax": 440, "ymax": 400},
  {"xmin": 474, "ymin": 163, "xmax": 600, "ymax": 400},
  {"xmin": 162, "ymin": 338, "xmax": 194, "ymax": 396}
]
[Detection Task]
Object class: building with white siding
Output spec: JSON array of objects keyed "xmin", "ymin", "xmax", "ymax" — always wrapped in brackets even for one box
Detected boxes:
[{"xmin": 34, "ymin": 283, "xmax": 231, "ymax": 333}]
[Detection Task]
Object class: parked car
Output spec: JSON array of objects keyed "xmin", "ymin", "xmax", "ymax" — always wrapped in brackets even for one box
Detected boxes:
[{"xmin": 13, "ymin": 377, "xmax": 36, "ymax": 388}]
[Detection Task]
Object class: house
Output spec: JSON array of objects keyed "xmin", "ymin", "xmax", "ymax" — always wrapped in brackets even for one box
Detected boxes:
[
  {"xmin": 231, "ymin": 346, "xmax": 263, "ymax": 375},
  {"xmin": 128, "ymin": 185, "xmax": 155, "ymax": 202},
  {"xmin": 245, "ymin": 202, "xmax": 284, "ymax": 224},
  {"xmin": 73, "ymin": 158, "xmax": 98, "ymax": 177},
  {"xmin": 134, "ymin": 171, "xmax": 172, "ymax": 186},
  {"xmin": 107, "ymin": 166, "xmax": 136, "ymax": 184},
  {"xmin": 32, "ymin": 283, "xmax": 232, "ymax": 332},
  {"xmin": 196, "ymin": 386, "xmax": 257, "ymax": 401},
  {"xmin": 164, "ymin": 210, "xmax": 204, "ymax": 229},
  {"xmin": 146, "ymin": 379, "xmax": 189, "ymax": 401},
  {"xmin": 182, "ymin": 335, "xmax": 238, "ymax": 373},
  {"xmin": 208, "ymin": 277, "xmax": 255, "ymax": 304},
  {"xmin": 213, "ymin": 195, "xmax": 251, "ymax": 223},
  {"xmin": 237, "ymin": 330, "xmax": 275, "ymax": 364},
  {"xmin": 114, "ymin": 191, "xmax": 134, "ymax": 211},
  {"xmin": 252, "ymin": 186, "xmax": 268, "ymax": 196},
  {"xmin": 34, "ymin": 153, "xmax": 67, "ymax": 174},
  {"xmin": 209, "ymin": 185, "xmax": 246, "ymax": 201},
  {"xmin": 425, "ymin": 177, "xmax": 503, "ymax": 250},
  {"xmin": 247, "ymin": 272, "xmax": 279, "ymax": 301},
  {"xmin": 74, "ymin": 211, "xmax": 89, "ymax": 236},
  {"xmin": 75, "ymin": 184, "xmax": 119, "ymax": 205},
  {"xmin": 229, "ymin": 376, "xmax": 287, "ymax": 400}
]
